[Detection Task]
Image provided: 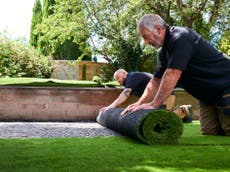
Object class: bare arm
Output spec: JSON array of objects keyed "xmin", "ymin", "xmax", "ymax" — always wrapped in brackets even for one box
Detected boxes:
[
  {"xmin": 108, "ymin": 88, "xmax": 132, "ymax": 108},
  {"xmin": 150, "ymin": 68, "xmax": 182, "ymax": 108},
  {"xmin": 99, "ymin": 88, "xmax": 132, "ymax": 112},
  {"xmin": 121, "ymin": 68, "xmax": 182, "ymax": 115},
  {"xmin": 121, "ymin": 77, "xmax": 160, "ymax": 115},
  {"xmin": 136, "ymin": 77, "xmax": 161, "ymax": 104}
]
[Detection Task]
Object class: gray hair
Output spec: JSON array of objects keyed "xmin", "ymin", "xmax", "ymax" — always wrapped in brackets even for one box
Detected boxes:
[{"xmin": 137, "ymin": 14, "xmax": 167, "ymax": 33}]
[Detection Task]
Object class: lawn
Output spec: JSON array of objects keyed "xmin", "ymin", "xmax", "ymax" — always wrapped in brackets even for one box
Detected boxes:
[
  {"xmin": 0, "ymin": 121, "xmax": 229, "ymax": 172},
  {"xmin": 0, "ymin": 77, "xmax": 119, "ymax": 87}
]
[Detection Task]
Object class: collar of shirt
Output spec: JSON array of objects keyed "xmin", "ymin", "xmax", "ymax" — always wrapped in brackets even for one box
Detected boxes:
[{"xmin": 163, "ymin": 25, "xmax": 170, "ymax": 49}]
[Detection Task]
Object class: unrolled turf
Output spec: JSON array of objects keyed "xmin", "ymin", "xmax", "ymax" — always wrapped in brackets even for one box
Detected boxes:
[{"xmin": 96, "ymin": 108, "xmax": 183, "ymax": 145}]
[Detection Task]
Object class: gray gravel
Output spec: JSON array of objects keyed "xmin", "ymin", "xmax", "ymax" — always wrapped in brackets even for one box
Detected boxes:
[{"xmin": 0, "ymin": 122, "xmax": 121, "ymax": 138}]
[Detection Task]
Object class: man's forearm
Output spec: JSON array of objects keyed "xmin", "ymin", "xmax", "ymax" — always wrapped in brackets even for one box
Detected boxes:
[
  {"xmin": 151, "ymin": 68, "xmax": 182, "ymax": 108},
  {"xmin": 108, "ymin": 88, "xmax": 131, "ymax": 108},
  {"xmin": 137, "ymin": 77, "xmax": 161, "ymax": 104}
]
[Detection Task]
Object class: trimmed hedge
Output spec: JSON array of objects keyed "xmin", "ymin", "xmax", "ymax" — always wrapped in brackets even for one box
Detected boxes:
[{"xmin": 0, "ymin": 35, "xmax": 53, "ymax": 78}]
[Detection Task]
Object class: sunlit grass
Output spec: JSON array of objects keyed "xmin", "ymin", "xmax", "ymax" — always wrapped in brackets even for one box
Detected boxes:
[
  {"xmin": 0, "ymin": 121, "xmax": 229, "ymax": 172},
  {"xmin": 0, "ymin": 77, "xmax": 119, "ymax": 87}
]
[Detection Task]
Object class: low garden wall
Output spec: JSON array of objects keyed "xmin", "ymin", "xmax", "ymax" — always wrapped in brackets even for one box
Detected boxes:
[
  {"xmin": 0, "ymin": 86, "xmax": 199, "ymax": 121},
  {"xmin": 0, "ymin": 86, "xmax": 135, "ymax": 121}
]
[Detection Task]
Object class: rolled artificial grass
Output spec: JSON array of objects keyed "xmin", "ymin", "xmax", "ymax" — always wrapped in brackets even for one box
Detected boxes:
[{"xmin": 97, "ymin": 108, "xmax": 183, "ymax": 144}]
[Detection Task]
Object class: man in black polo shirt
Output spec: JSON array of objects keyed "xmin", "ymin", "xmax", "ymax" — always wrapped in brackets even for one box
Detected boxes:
[
  {"xmin": 99, "ymin": 69, "xmax": 153, "ymax": 113},
  {"xmin": 122, "ymin": 14, "xmax": 230, "ymax": 136}
]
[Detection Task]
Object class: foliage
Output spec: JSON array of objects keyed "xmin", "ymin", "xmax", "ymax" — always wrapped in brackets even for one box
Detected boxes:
[
  {"xmin": 34, "ymin": 0, "xmax": 91, "ymax": 60},
  {"xmin": 139, "ymin": 44, "xmax": 157, "ymax": 73},
  {"xmin": 43, "ymin": 0, "xmax": 55, "ymax": 18},
  {"xmin": 92, "ymin": 75, "xmax": 102, "ymax": 85},
  {"xmin": 141, "ymin": 0, "xmax": 228, "ymax": 41},
  {"xmin": 83, "ymin": 0, "xmax": 157, "ymax": 81},
  {"xmin": 98, "ymin": 64, "xmax": 116, "ymax": 82},
  {"xmin": 30, "ymin": 0, "xmax": 229, "ymax": 80},
  {"xmin": 83, "ymin": 0, "xmax": 140, "ymax": 68},
  {"xmin": 82, "ymin": 0, "xmax": 229, "ymax": 81},
  {"xmin": 52, "ymin": 38, "xmax": 85, "ymax": 60},
  {"xmin": 218, "ymin": 29, "xmax": 230, "ymax": 55},
  {"xmin": 0, "ymin": 35, "xmax": 53, "ymax": 78},
  {"xmin": 29, "ymin": 0, "xmax": 43, "ymax": 48}
]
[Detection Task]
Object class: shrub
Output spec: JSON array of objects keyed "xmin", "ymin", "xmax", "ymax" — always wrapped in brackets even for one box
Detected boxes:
[
  {"xmin": 0, "ymin": 35, "xmax": 53, "ymax": 78},
  {"xmin": 92, "ymin": 75, "xmax": 102, "ymax": 86},
  {"xmin": 218, "ymin": 30, "xmax": 230, "ymax": 56}
]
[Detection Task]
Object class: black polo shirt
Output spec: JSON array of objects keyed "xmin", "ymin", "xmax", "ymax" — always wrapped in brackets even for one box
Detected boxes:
[
  {"xmin": 154, "ymin": 26, "xmax": 230, "ymax": 104},
  {"xmin": 124, "ymin": 72, "xmax": 152, "ymax": 97}
]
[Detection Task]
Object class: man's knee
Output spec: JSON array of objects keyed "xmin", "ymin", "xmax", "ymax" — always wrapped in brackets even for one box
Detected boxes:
[
  {"xmin": 219, "ymin": 88, "xmax": 230, "ymax": 135},
  {"xmin": 199, "ymin": 102, "xmax": 222, "ymax": 135},
  {"xmin": 220, "ymin": 113, "xmax": 230, "ymax": 136},
  {"xmin": 201, "ymin": 125, "xmax": 224, "ymax": 136}
]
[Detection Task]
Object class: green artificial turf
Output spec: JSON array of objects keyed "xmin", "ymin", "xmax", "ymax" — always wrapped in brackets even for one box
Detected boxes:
[
  {"xmin": 138, "ymin": 110, "xmax": 183, "ymax": 144},
  {"xmin": 0, "ymin": 77, "xmax": 119, "ymax": 87},
  {"xmin": 0, "ymin": 121, "xmax": 229, "ymax": 172}
]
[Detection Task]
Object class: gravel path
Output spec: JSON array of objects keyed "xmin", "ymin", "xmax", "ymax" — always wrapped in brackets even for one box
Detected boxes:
[{"xmin": 0, "ymin": 122, "xmax": 121, "ymax": 138}]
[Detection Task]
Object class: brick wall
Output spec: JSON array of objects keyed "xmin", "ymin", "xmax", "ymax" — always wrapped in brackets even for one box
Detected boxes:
[
  {"xmin": 0, "ymin": 86, "xmax": 199, "ymax": 121},
  {"xmin": 0, "ymin": 86, "xmax": 130, "ymax": 121}
]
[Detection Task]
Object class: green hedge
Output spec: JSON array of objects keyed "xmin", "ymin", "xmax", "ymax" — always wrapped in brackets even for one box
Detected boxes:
[{"xmin": 0, "ymin": 35, "xmax": 53, "ymax": 78}]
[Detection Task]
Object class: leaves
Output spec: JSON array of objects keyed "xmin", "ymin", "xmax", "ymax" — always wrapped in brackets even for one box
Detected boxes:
[
  {"xmin": 33, "ymin": 0, "xmax": 91, "ymax": 60},
  {"xmin": 0, "ymin": 35, "xmax": 53, "ymax": 78},
  {"xmin": 30, "ymin": 0, "xmax": 229, "ymax": 80}
]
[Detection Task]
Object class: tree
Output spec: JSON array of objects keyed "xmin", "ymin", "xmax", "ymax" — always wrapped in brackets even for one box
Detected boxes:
[
  {"xmin": 33, "ymin": 0, "xmax": 228, "ymax": 80},
  {"xmin": 218, "ymin": 29, "xmax": 230, "ymax": 55},
  {"xmin": 141, "ymin": 0, "xmax": 228, "ymax": 41},
  {"xmin": 43, "ymin": 0, "xmax": 56, "ymax": 18},
  {"xmin": 0, "ymin": 34, "xmax": 53, "ymax": 78},
  {"xmin": 83, "ymin": 0, "xmax": 156, "ymax": 73},
  {"xmin": 82, "ymin": 0, "xmax": 229, "ymax": 81},
  {"xmin": 35, "ymin": 0, "xmax": 91, "ymax": 60},
  {"xmin": 29, "ymin": 0, "xmax": 42, "ymax": 48}
]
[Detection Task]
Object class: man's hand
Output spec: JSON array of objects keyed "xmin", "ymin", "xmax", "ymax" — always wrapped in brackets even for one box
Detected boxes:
[
  {"xmin": 121, "ymin": 103, "xmax": 155, "ymax": 116},
  {"xmin": 130, "ymin": 103, "xmax": 156, "ymax": 112},
  {"xmin": 99, "ymin": 106, "xmax": 111, "ymax": 114},
  {"xmin": 121, "ymin": 102, "xmax": 156, "ymax": 116},
  {"xmin": 120, "ymin": 103, "xmax": 138, "ymax": 116}
]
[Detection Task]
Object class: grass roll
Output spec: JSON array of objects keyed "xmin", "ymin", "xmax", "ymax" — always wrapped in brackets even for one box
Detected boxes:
[{"xmin": 97, "ymin": 108, "xmax": 183, "ymax": 145}]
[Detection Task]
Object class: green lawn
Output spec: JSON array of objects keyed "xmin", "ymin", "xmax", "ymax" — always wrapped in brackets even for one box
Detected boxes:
[
  {"xmin": 0, "ymin": 121, "xmax": 229, "ymax": 172},
  {"xmin": 0, "ymin": 77, "xmax": 119, "ymax": 87}
]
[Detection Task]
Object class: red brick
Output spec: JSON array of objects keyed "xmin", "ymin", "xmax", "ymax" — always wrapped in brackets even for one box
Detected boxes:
[
  {"xmin": 35, "ymin": 96, "xmax": 51, "ymax": 103},
  {"xmin": 0, "ymin": 88, "xmax": 19, "ymax": 95},
  {"xmin": 0, "ymin": 87, "xmax": 134, "ymax": 121}
]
